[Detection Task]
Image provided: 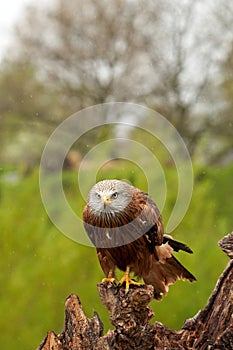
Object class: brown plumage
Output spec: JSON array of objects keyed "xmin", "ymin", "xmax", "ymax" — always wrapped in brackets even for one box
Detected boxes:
[{"xmin": 83, "ymin": 179, "xmax": 196, "ymax": 300}]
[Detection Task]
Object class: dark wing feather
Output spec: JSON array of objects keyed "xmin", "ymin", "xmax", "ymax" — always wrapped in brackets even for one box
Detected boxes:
[
  {"xmin": 137, "ymin": 191, "xmax": 164, "ymax": 247},
  {"xmin": 163, "ymin": 235, "xmax": 193, "ymax": 254},
  {"xmin": 143, "ymin": 224, "xmax": 158, "ymax": 254}
]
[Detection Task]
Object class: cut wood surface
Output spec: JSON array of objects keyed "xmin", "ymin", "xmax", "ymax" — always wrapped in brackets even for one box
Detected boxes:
[{"xmin": 38, "ymin": 232, "xmax": 233, "ymax": 350}]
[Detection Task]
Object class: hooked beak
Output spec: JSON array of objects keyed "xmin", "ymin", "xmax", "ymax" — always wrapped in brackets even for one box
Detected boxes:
[{"xmin": 102, "ymin": 195, "xmax": 111, "ymax": 209}]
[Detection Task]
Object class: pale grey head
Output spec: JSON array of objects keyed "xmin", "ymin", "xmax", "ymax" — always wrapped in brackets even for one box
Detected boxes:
[{"xmin": 87, "ymin": 179, "xmax": 134, "ymax": 216}]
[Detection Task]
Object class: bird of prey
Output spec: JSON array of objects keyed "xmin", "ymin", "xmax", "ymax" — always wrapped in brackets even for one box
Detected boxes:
[{"xmin": 83, "ymin": 179, "xmax": 196, "ymax": 299}]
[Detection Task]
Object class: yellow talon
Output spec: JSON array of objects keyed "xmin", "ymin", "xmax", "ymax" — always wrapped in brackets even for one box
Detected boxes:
[
  {"xmin": 102, "ymin": 277, "xmax": 115, "ymax": 283},
  {"xmin": 102, "ymin": 270, "xmax": 115, "ymax": 283},
  {"xmin": 119, "ymin": 266, "xmax": 141, "ymax": 292}
]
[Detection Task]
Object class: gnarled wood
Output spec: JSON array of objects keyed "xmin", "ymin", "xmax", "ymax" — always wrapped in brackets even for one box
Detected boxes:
[{"xmin": 38, "ymin": 232, "xmax": 233, "ymax": 350}]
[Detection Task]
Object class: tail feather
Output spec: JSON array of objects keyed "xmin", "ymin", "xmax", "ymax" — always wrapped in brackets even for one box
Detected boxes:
[{"xmin": 142, "ymin": 255, "xmax": 196, "ymax": 300}]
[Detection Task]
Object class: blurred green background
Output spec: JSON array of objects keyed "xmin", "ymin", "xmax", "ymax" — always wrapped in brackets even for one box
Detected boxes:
[
  {"xmin": 0, "ymin": 1, "xmax": 233, "ymax": 349},
  {"xmin": 0, "ymin": 163, "xmax": 232, "ymax": 349}
]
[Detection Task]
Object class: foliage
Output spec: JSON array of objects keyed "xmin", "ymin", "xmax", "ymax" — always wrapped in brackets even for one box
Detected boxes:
[
  {"xmin": 0, "ymin": 163, "xmax": 232, "ymax": 349},
  {"xmin": 0, "ymin": 0, "xmax": 232, "ymax": 164}
]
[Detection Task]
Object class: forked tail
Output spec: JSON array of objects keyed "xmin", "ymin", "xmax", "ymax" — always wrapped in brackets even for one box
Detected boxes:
[{"xmin": 143, "ymin": 238, "xmax": 196, "ymax": 300}]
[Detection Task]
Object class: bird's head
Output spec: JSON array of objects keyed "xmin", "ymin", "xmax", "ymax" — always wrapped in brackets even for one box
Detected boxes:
[{"xmin": 87, "ymin": 179, "xmax": 133, "ymax": 216}]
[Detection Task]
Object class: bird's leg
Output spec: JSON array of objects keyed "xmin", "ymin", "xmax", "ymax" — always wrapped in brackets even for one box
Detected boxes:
[
  {"xmin": 102, "ymin": 269, "xmax": 115, "ymax": 283},
  {"xmin": 119, "ymin": 265, "xmax": 141, "ymax": 292}
]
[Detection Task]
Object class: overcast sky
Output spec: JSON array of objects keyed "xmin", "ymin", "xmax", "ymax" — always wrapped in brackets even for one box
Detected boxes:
[{"xmin": 0, "ymin": 0, "xmax": 49, "ymax": 60}]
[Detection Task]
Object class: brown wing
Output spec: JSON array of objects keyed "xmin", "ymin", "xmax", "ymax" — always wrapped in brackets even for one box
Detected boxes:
[
  {"xmin": 137, "ymin": 192, "xmax": 164, "ymax": 249},
  {"xmin": 126, "ymin": 191, "xmax": 196, "ymax": 299}
]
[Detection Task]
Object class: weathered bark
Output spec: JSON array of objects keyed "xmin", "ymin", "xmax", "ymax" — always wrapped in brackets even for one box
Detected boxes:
[{"xmin": 38, "ymin": 232, "xmax": 233, "ymax": 350}]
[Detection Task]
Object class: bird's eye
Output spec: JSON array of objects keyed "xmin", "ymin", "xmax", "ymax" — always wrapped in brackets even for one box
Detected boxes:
[
  {"xmin": 95, "ymin": 193, "xmax": 101, "ymax": 199},
  {"xmin": 111, "ymin": 192, "xmax": 118, "ymax": 199}
]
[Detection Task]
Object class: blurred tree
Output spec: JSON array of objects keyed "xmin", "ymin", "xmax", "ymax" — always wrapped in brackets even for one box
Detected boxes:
[
  {"xmin": 0, "ymin": 60, "xmax": 60, "ymax": 167},
  {"xmin": 190, "ymin": 1, "xmax": 233, "ymax": 164},
  {"xmin": 1, "ymin": 0, "xmax": 233, "ymax": 165},
  {"xmin": 15, "ymin": 0, "xmax": 158, "ymax": 112}
]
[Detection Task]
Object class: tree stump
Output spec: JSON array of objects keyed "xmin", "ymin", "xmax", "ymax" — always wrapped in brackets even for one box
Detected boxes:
[{"xmin": 38, "ymin": 232, "xmax": 233, "ymax": 349}]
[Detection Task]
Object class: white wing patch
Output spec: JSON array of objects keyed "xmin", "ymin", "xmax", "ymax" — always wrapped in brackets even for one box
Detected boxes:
[{"xmin": 106, "ymin": 232, "xmax": 112, "ymax": 240}]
